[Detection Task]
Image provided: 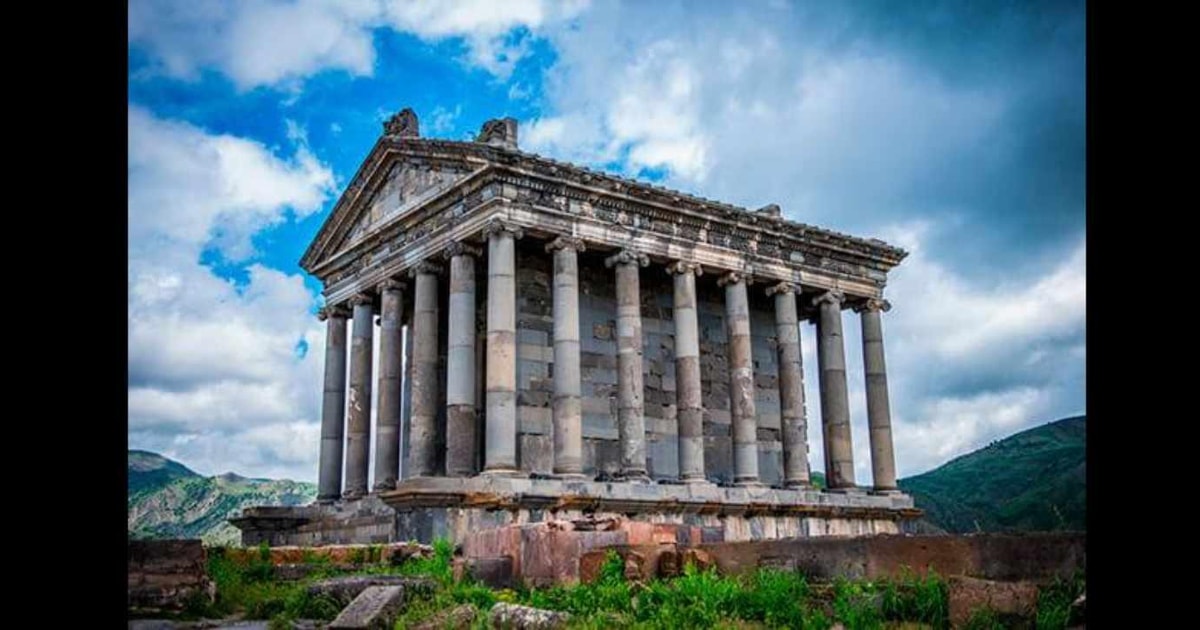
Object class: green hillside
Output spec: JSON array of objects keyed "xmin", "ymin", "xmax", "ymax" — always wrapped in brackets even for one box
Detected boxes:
[
  {"xmin": 127, "ymin": 452, "xmax": 316, "ymax": 546},
  {"xmin": 899, "ymin": 415, "xmax": 1086, "ymax": 533}
]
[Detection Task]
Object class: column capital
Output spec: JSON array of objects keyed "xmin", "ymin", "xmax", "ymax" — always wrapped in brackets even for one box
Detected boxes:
[
  {"xmin": 545, "ymin": 235, "xmax": 587, "ymax": 253},
  {"xmin": 443, "ymin": 240, "xmax": 482, "ymax": 259},
  {"xmin": 604, "ymin": 249, "xmax": 649, "ymax": 268},
  {"xmin": 717, "ymin": 270, "xmax": 752, "ymax": 287},
  {"xmin": 483, "ymin": 218, "xmax": 524, "ymax": 240},
  {"xmin": 811, "ymin": 289, "xmax": 845, "ymax": 307},
  {"xmin": 378, "ymin": 277, "xmax": 406, "ymax": 293},
  {"xmin": 853, "ymin": 298, "xmax": 892, "ymax": 313},
  {"xmin": 317, "ymin": 304, "xmax": 350, "ymax": 321},
  {"xmin": 407, "ymin": 260, "xmax": 442, "ymax": 277},
  {"xmin": 348, "ymin": 293, "xmax": 374, "ymax": 308},
  {"xmin": 765, "ymin": 281, "xmax": 798, "ymax": 296},
  {"xmin": 666, "ymin": 260, "xmax": 703, "ymax": 276}
]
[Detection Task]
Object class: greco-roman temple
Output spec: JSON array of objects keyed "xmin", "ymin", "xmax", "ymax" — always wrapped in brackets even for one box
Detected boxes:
[{"xmin": 233, "ymin": 108, "xmax": 921, "ymax": 549}]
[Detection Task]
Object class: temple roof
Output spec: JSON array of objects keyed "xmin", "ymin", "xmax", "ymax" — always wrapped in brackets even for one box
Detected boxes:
[{"xmin": 301, "ymin": 115, "xmax": 907, "ymax": 275}]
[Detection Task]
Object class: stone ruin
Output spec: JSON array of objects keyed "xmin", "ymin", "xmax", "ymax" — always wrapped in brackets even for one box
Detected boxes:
[{"xmin": 233, "ymin": 106, "xmax": 921, "ymax": 549}]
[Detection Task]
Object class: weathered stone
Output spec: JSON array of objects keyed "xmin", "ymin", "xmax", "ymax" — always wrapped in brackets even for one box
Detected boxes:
[
  {"xmin": 345, "ymin": 297, "xmax": 375, "ymax": 498},
  {"xmin": 456, "ymin": 556, "xmax": 515, "ymax": 589},
  {"xmin": 608, "ymin": 249, "xmax": 650, "ymax": 480},
  {"xmin": 307, "ymin": 576, "xmax": 435, "ymax": 608},
  {"xmin": 946, "ymin": 576, "xmax": 1038, "ymax": 628},
  {"xmin": 856, "ymin": 299, "xmax": 897, "ymax": 492},
  {"xmin": 485, "ymin": 221, "xmax": 522, "ymax": 473},
  {"xmin": 374, "ymin": 280, "xmax": 404, "ymax": 490},
  {"xmin": 814, "ymin": 290, "xmax": 855, "ymax": 489},
  {"xmin": 446, "ymin": 248, "xmax": 479, "ymax": 477},
  {"xmin": 488, "ymin": 603, "xmax": 571, "ymax": 630},
  {"xmin": 318, "ymin": 308, "xmax": 349, "ymax": 501},
  {"xmin": 328, "ymin": 585, "xmax": 409, "ymax": 629},
  {"xmin": 127, "ymin": 539, "xmax": 215, "ymax": 612}
]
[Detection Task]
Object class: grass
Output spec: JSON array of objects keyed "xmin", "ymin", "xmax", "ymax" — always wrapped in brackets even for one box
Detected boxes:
[{"xmin": 186, "ymin": 540, "xmax": 1082, "ymax": 630}]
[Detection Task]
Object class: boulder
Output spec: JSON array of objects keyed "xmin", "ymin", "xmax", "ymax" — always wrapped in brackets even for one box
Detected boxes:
[
  {"xmin": 329, "ymin": 585, "xmax": 409, "ymax": 629},
  {"xmin": 489, "ymin": 603, "xmax": 571, "ymax": 629}
]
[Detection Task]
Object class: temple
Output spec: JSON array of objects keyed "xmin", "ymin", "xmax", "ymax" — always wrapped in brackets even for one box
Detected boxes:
[{"xmin": 232, "ymin": 107, "xmax": 921, "ymax": 548}]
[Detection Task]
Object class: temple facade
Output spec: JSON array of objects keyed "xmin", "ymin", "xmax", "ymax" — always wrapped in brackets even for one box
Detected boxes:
[{"xmin": 233, "ymin": 108, "xmax": 920, "ymax": 548}]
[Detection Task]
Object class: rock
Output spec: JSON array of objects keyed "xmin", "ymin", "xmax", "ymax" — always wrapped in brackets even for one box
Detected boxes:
[
  {"xmin": 947, "ymin": 576, "xmax": 1038, "ymax": 628},
  {"xmin": 128, "ymin": 539, "xmax": 216, "ymax": 613},
  {"xmin": 461, "ymin": 556, "xmax": 515, "ymax": 589},
  {"xmin": 306, "ymin": 575, "xmax": 434, "ymax": 607},
  {"xmin": 410, "ymin": 603, "xmax": 478, "ymax": 630},
  {"xmin": 657, "ymin": 550, "xmax": 681, "ymax": 577},
  {"xmin": 681, "ymin": 548, "xmax": 715, "ymax": 573},
  {"xmin": 623, "ymin": 550, "xmax": 645, "ymax": 580},
  {"xmin": 329, "ymin": 585, "xmax": 410, "ymax": 629},
  {"xmin": 489, "ymin": 603, "xmax": 571, "ymax": 629}
]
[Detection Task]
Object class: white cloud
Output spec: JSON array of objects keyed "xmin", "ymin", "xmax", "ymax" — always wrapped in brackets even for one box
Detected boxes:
[
  {"xmin": 128, "ymin": 107, "xmax": 337, "ymax": 481},
  {"xmin": 129, "ymin": 0, "xmax": 591, "ymax": 89}
]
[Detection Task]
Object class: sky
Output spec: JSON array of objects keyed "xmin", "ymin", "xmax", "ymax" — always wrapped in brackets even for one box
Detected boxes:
[{"xmin": 127, "ymin": 0, "xmax": 1086, "ymax": 483}]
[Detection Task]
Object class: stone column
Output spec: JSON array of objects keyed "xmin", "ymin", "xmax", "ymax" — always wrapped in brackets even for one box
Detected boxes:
[
  {"xmin": 547, "ymin": 236, "xmax": 587, "ymax": 478},
  {"xmin": 766, "ymin": 282, "xmax": 811, "ymax": 489},
  {"xmin": 484, "ymin": 219, "xmax": 523, "ymax": 474},
  {"xmin": 317, "ymin": 305, "xmax": 349, "ymax": 502},
  {"xmin": 344, "ymin": 294, "xmax": 375, "ymax": 499},
  {"xmin": 408, "ymin": 261, "xmax": 441, "ymax": 477},
  {"xmin": 720, "ymin": 271, "xmax": 759, "ymax": 485},
  {"xmin": 606, "ymin": 249, "xmax": 650, "ymax": 482},
  {"xmin": 373, "ymin": 279, "xmax": 405, "ymax": 491},
  {"xmin": 813, "ymin": 289, "xmax": 856, "ymax": 490},
  {"xmin": 856, "ymin": 298, "xmax": 898, "ymax": 493},
  {"xmin": 667, "ymin": 261, "xmax": 706, "ymax": 483},
  {"xmin": 445, "ymin": 242, "xmax": 481, "ymax": 477}
]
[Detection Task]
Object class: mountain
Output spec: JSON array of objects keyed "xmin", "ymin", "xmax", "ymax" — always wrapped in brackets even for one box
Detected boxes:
[
  {"xmin": 898, "ymin": 415, "xmax": 1086, "ymax": 533},
  {"xmin": 128, "ymin": 451, "xmax": 316, "ymax": 546}
]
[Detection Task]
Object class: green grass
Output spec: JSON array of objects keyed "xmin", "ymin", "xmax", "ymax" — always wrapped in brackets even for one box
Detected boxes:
[{"xmin": 187, "ymin": 539, "xmax": 1081, "ymax": 630}]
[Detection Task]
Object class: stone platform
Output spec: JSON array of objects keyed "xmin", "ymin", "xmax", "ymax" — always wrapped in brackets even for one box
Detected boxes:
[{"xmin": 232, "ymin": 476, "xmax": 921, "ymax": 548}]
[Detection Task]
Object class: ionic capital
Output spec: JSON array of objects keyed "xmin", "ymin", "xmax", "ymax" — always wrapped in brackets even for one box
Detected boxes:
[
  {"xmin": 665, "ymin": 260, "xmax": 703, "ymax": 277},
  {"xmin": 545, "ymin": 235, "xmax": 587, "ymax": 254},
  {"xmin": 717, "ymin": 271, "xmax": 752, "ymax": 287},
  {"xmin": 378, "ymin": 277, "xmax": 406, "ymax": 293},
  {"xmin": 765, "ymin": 281, "xmax": 798, "ymax": 297},
  {"xmin": 482, "ymin": 218, "xmax": 524, "ymax": 240},
  {"xmin": 443, "ymin": 241, "xmax": 482, "ymax": 260},
  {"xmin": 348, "ymin": 293, "xmax": 374, "ymax": 308},
  {"xmin": 811, "ymin": 289, "xmax": 845, "ymax": 307},
  {"xmin": 317, "ymin": 304, "xmax": 350, "ymax": 321},
  {"xmin": 407, "ymin": 260, "xmax": 442, "ymax": 278},
  {"xmin": 604, "ymin": 249, "xmax": 649, "ymax": 268},
  {"xmin": 853, "ymin": 298, "xmax": 892, "ymax": 314}
]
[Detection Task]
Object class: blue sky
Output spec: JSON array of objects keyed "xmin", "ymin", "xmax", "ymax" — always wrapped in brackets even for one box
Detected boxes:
[{"xmin": 127, "ymin": 0, "xmax": 1085, "ymax": 483}]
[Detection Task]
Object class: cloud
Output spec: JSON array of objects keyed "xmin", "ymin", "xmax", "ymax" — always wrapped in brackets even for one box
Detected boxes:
[
  {"xmin": 128, "ymin": 0, "xmax": 591, "ymax": 90},
  {"xmin": 128, "ymin": 107, "xmax": 337, "ymax": 481}
]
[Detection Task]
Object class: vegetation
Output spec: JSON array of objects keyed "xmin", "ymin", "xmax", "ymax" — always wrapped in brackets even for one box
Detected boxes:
[
  {"xmin": 128, "ymin": 450, "xmax": 316, "ymax": 545},
  {"xmin": 183, "ymin": 540, "xmax": 1083, "ymax": 629},
  {"xmin": 899, "ymin": 415, "xmax": 1086, "ymax": 533}
]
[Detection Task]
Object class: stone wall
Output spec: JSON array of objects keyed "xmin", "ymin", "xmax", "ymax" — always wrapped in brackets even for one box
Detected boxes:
[
  {"xmin": 128, "ymin": 539, "xmax": 215, "ymax": 611},
  {"xmin": 511, "ymin": 240, "xmax": 788, "ymax": 482}
]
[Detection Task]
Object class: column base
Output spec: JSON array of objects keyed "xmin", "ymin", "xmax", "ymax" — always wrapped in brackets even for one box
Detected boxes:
[
  {"xmin": 783, "ymin": 481, "xmax": 814, "ymax": 490},
  {"xmin": 553, "ymin": 472, "xmax": 590, "ymax": 481},
  {"xmin": 341, "ymin": 490, "xmax": 367, "ymax": 500},
  {"xmin": 616, "ymin": 471, "xmax": 652, "ymax": 484},
  {"xmin": 734, "ymin": 479, "xmax": 765, "ymax": 488},
  {"xmin": 825, "ymin": 486, "xmax": 867, "ymax": 494},
  {"xmin": 372, "ymin": 480, "xmax": 397, "ymax": 492},
  {"xmin": 871, "ymin": 487, "xmax": 903, "ymax": 496},
  {"xmin": 479, "ymin": 468, "xmax": 527, "ymax": 479},
  {"xmin": 315, "ymin": 496, "xmax": 339, "ymax": 505},
  {"xmin": 680, "ymin": 476, "xmax": 713, "ymax": 485}
]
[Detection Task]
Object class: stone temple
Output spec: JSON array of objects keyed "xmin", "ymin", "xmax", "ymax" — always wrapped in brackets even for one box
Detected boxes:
[{"xmin": 233, "ymin": 108, "xmax": 921, "ymax": 548}]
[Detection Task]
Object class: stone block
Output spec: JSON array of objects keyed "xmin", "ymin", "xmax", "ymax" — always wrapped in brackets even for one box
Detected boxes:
[
  {"xmin": 647, "ymin": 436, "xmax": 679, "ymax": 479},
  {"xmin": 410, "ymin": 603, "xmax": 478, "ymax": 630},
  {"xmin": 519, "ymin": 435, "xmax": 553, "ymax": 475},
  {"xmin": 329, "ymin": 585, "xmax": 409, "ymax": 629},
  {"xmin": 519, "ymin": 406, "xmax": 552, "ymax": 435},
  {"xmin": 462, "ymin": 556, "xmax": 515, "ymax": 590},
  {"xmin": 582, "ymin": 414, "xmax": 619, "ymax": 440},
  {"xmin": 947, "ymin": 577, "xmax": 1039, "ymax": 628},
  {"xmin": 306, "ymin": 576, "xmax": 434, "ymax": 608},
  {"xmin": 704, "ymin": 436, "xmax": 734, "ymax": 482},
  {"xmin": 489, "ymin": 603, "xmax": 571, "ymax": 630}
]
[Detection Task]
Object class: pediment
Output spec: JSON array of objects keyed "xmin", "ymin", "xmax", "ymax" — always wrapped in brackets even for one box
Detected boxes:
[{"xmin": 305, "ymin": 151, "xmax": 475, "ymax": 271}]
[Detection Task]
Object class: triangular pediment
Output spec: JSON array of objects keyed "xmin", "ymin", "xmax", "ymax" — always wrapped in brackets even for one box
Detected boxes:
[{"xmin": 303, "ymin": 147, "xmax": 477, "ymax": 271}]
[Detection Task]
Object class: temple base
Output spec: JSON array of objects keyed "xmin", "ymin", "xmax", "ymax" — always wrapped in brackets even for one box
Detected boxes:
[{"xmin": 232, "ymin": 477, "xmax": 920, "ymax": 548}]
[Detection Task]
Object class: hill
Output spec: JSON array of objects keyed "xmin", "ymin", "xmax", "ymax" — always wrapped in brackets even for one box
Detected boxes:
[
  {"xmin": 127, "ymin": 451, "xmax": 315, "ymax": 546},
  {"xmin": 898, "ymin": 415, "xmax": 1086, "ymax": 533}
]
